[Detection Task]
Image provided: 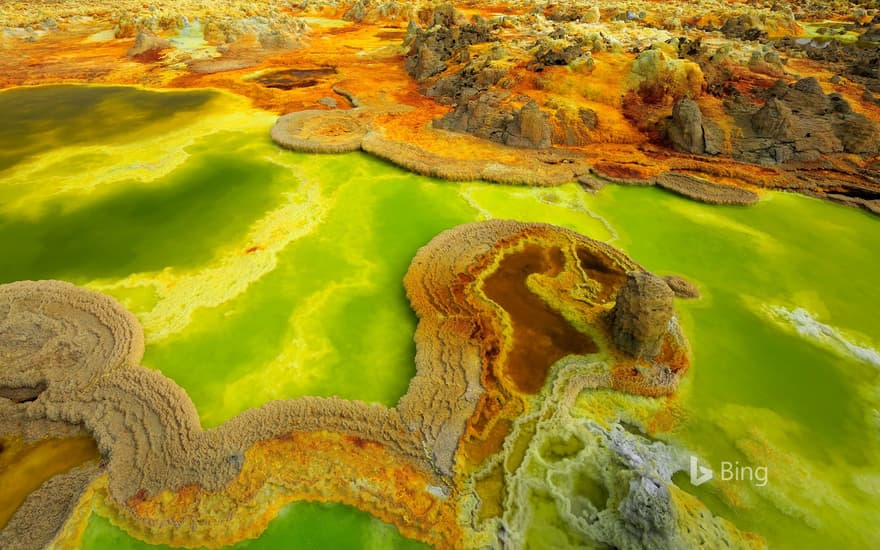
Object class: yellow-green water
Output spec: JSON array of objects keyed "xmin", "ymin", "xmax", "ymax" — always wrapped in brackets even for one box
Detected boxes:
[{"xmin": 1, "ymin": 85, "xmax": 878, "ymax": 548}]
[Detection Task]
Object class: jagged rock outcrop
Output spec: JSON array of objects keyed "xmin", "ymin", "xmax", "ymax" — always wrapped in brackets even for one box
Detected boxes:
[
  {"xmin": 720, "ymin": 15, "xmax": 768, "ymax": 42},
  {"xmin": 126, "ymin": 30, "xmax": 170, "ymax": 58},
  {"xmin": 343, "ymin": 0, "xmax": 367, "ymax": 22},
  {"xmin": 433, "ymin": 93, "xmax": 552, "ymax": 149},
  {"xmin": 404, "ymin": 4, "xmax": 493, "ymax": 82},
  {"xmin": 528, "ymin": 37, "xmax": 594, "ymax": 72},
  {"xmin": 426, "ymin": 52, "xmax": 513, "ymax": 104},
  {"xmin": 406, "ymin": 43, "xmax": 448, "ymax": 80},
  {"xmin": 611, "ymin": 272, "xmax": 675, "ymax": 359},
  {"xmin": 628, "ymin": 48, "xmax": 704, "ymax": 104},
  {"xmin": 730, "ymin": 77, "xmax": 880, "ymax": 164}
]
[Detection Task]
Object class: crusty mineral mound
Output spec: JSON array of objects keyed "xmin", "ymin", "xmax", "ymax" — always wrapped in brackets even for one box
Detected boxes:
[
  {"xmin": 270, "ymin": 109, "xmax": 369, "ymax": 153},
  {"xmin": 663, "ymin": 275, "xmax": 701, "ymax": 299},
  {"xmin": 0, "ymin": 279, "xmax": 144, "ymax": 387},
  {"xmin": 732, "ymin": 77, "xmax": 880, "ymax": 164},
  {"xmin": 655, "ymin": 172, "xmax": 759, "ymax": 205},
  {"xmin": 611, "ymin": 271, "xmax": 675, "ymax": 359},
  {"xmin": 628, "ymin": 48, "xmax": 704, "ymax": 104}
]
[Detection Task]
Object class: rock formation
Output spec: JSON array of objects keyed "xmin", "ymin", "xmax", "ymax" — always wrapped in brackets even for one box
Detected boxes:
[
  {"xmin": 611, "ymin": 271, "xmax": 676, "ymax": 359},
  {"xmin": 665, "ymin": 98, "xmax": 724, "ymax": 155},
  {"xmin": 403, "ymin": 4, "xmax": 492, "ymax": 81},
  {"xmin": 426, "ymin": 51, "xmax": 514, "ymax": 105},
  {"xmin": 126, "ymin": 30, "xmax": 170, "ymax": 58},
  {"xmin": 730, "ymin": 77, "xmax": 880, "ymax": 164},
  {"xmin": 528, "ymin": 36, "xmax": 594, "ymax": 72},
  {"xmin": 628, "ymin": 48, "xmax": 704, "ymax": 104},
  {"xmin": 434, "ymin": 93, "xmax": 553, "ymax": 149}
]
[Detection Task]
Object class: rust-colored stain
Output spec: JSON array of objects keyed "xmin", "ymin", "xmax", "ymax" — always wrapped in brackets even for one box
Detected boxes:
[{"xmin": 482, "ymin": 244, "xmax": 598, "ymax": 394}]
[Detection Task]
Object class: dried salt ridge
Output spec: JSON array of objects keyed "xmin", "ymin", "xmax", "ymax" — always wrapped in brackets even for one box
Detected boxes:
[
  {"xmin": 0, "ymin": 222, "xmax": 693, "ymax": 548},
  {"xmin": 654, "ymin": 172, "xmax": 760, "ymax": 205},
  {"xmin": 588, "ymin": 167, "xmax": 760, "ymax": 205},
  {"xmin": 362, "ymin": 130, "xmax": 594, "ymax": 185},
  {"xmin": 0, "ymin": 465, "xmax": 101, "ymax": 550},
  {"xmin": 271, "ymin": 109, "xmax": 595, "ymax": 185}
]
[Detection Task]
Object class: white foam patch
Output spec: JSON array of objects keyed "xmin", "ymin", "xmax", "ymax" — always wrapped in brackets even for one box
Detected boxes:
[{"xmin": 769, "ymin": 305, "xmax": 880, "ymax": 367}]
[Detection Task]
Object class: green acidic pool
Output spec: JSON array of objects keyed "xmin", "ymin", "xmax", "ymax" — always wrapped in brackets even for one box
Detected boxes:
[
  {"xmin": 81, "ymin": 501, "xmax": 428, "ymax": 550},
  {"xmin": 1, "ymin": 85, "xmax": 878, "ymax": 549}
]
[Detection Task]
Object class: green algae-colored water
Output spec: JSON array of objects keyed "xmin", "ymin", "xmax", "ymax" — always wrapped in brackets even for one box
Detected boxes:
[
  {"xmin": 81, "ymin": 501, "xmax": 427, "ymax": 550},
  {"xmin": 1, "ymin": 85, "xmax": 879, "ymax": 548}
]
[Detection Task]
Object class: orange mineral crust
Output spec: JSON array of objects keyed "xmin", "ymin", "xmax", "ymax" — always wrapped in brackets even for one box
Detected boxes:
[
  {"xmin": 114, "ymin": 431, "xmax": 461, "ymax": 548},
  {"xmin": 0, "ymin": 220, "xmax": 696, "ymax": 548},
  {"xmin": 403, "ymin": 221, "xmax": 690, "ymax": 476}
]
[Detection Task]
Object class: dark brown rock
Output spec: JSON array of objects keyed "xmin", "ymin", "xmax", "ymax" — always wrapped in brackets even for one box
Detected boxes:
[
  {"xmin": 529, "ymin": 37, "xmax": 592, "ymax": 71},
  {"xmin": 835, "ymin": 115, "xmax": 880, "ymax": 154},
  {"xmin": 611, "ymin": 272, "xmax": 675, "ymax": 359},
  {"xmin": 667, "ymin": 98, "xmax": 705, "ymax": 154},
  {"xmin": 406, "ymin": 43, "xmax": 447, "ymax": 81},
  {"xmin": 702, "ymin": 119, "xmax": 724, "ymax": 155},
  {"xmin": 403, "ymin": 5, "xmax": 492, "ymax": 82},
  {"xmin": 426, "ymin": 54, "xmax": 512, "ymax": 104},
  {"xmin": 730, "ymin": 76, "xmax": 880, "ymax": 164},
  {"xmin": 434, "ymin": 93, "xmax": 552, "ymax": 149},
  {"xmin": 665, "ymin": 99, "xmax": 724, "ymax": 155},
  {"xmin": 751, "ymin": 97, "xmax": 797, "ymax": 141},
  {"xmin": 721, "ymin": 15, "xmax": 767, "ymax": 42}
]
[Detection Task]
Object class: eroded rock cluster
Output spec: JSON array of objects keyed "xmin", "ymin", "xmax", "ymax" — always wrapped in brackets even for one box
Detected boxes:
[
  {"xmin": 729, "ymin": 77, "xmax": 880, "ymax": 163},
  {"xmin": 403, "ymin": 5, "xmax": 493, "ymax": 81},
  {"xmin": 434, "ymin": 93, "xmax": 552, "ymax": 149}
]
